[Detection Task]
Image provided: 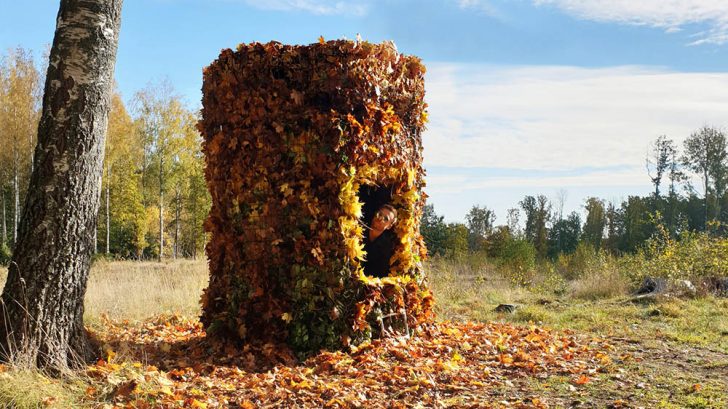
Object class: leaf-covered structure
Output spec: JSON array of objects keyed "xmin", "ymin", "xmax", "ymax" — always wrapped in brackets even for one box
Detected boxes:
[{"xmin": 199, "ymin": 40, "xmax": 433, "ymax": 354}]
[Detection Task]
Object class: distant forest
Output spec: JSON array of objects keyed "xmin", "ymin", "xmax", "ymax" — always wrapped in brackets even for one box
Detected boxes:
[
  {"xmin": 423, "ymin": 127, "xmax": 728, "ymax": 260},
  {"xmin": 2, "ymin": 47, "xmax": 726, "ymax": 263}
]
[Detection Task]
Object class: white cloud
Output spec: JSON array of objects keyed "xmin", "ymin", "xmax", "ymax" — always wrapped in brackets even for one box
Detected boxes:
[
  {"xmin": 533, "ymin": 0, "xmax": 728, "ymax": 45},
  {"xmin": 453, "ymin": 0, "xmax": 499, "ymax": 16},
  {"xmin": 421, "ymin": 62, "xmax": 724, "ymax": 220},
  {"xmin": 241, "ymin": 0, "xmax": 368, "ymax": 15},
  {"xmin": 426, "ymin": 167, "xmax": 647, "ymax": 195},
  {"xmin": 423, "ymin": 63, "xmax": 728, "ymax": 172}
]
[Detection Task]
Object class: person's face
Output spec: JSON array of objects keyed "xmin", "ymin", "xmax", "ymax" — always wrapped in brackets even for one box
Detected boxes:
[{"xmin": 372, "ymin": 208, "xmax": 396, "ymax": 231}]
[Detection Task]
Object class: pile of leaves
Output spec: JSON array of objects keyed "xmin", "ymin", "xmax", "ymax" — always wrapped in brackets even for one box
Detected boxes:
[
  {"xmin": 199, "ymin": 39, "xmax": 431, "ymax": 353},
  {"xmin": 85, "ymin": 315, "xmax": 614, "ymax": 408}
]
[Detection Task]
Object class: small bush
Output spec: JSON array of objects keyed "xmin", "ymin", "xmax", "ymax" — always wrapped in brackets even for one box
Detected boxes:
[
  {"xmin": 626, "ymin": 231, "xmax": 728, "ymax": 285},
  {"xmin": 495, "ymin": 238, "xmax": 537, "ymax": 286},
  {"xmin": 530, "ymin": 264, "xmax": 567, "ymax": 295},
  {"xmin": 563, "ymin": 242, "xmax": 597, "ymax": 280}
]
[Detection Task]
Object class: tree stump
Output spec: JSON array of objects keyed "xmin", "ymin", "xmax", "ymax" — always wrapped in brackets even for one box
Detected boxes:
[{"xmin": 199, "ymin": 40, "xmax": 434, "ymax": 354}]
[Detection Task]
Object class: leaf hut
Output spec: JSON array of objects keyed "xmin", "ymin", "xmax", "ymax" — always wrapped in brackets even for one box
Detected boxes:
[{"xmin": 199, "ymin": 39, "xmax": 434, "ymax": 354}]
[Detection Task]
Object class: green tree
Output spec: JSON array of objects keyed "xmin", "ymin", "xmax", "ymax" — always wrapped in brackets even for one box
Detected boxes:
[
  {"xmin": 420, "ymin": 203, "xmax": 448, "ymax": 257},
  {"xmin": 548, "ymin": 211, "xmax": 581, "ymax": 257},
  {"xmin": 604, "ymin": 201, "xmax": 620, "ymax": 254},
  {"xmin": 506, "ymin": 207, "xmax": 521, "ymax": 237},
  {"xmin": 443, "ymin": 222, "xmax": 469, "ymax": 258},
  {"xmin": 582, "ymin": 197, "xmax": 606, "ymax": 249},
  {"xmin": 495, "ymin": 236, "xmax": 536, "ymax": 276},
  {"xmin": 682, "ymin": 126, "xmax": 728, "ymax": 228},
  {"xmin": 520, "ymin": 195, "xmax": 550, "ymax": 259},
  {"xmin": 647, "ymin": 135, "xmax": 677, "ymax": 198},
  {"xmin": 465, "ymin": 204, "xmax": 495, "ymax": 252},
  {"xmin": 617, "ymin": 196, "xmax": 654, "ymax": 252}
]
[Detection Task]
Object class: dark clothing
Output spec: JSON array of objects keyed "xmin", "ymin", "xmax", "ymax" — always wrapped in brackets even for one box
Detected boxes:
[{"xmin": 362, "ymin": 230, "xmax": 395, "ymax": 278}]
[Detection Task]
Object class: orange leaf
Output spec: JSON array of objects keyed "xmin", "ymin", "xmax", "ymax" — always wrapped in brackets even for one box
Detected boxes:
[
  {"xmin": 499, "ymin": 354, "xmax": 514, "ymax": 365},
  {"xmin": 574, "ymin": 374, "xmax": 590, "ymax": 385}
]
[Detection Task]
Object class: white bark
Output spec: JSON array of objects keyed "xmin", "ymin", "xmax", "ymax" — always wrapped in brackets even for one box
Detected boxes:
[
  {"xmin": 0, "ymin": 0, "xmax": 124, "ymax": 371},
  {"xmin": 13, "ymin": 151, "xmax": 19, "ymax": 245},
  {"xmin": 106, "ymin": 163, "xmax": 110, "ymax": 254},
  {"xmin": 159, "ymin": 156, "xmax": 164, "ymax": 261},
  {"xmin": 1, "ymin": 188, "xmax": 6, "ymax": 246},
  {"xmin": 174, "ymin": 187, "xmax": 180, "ymax": 259}
]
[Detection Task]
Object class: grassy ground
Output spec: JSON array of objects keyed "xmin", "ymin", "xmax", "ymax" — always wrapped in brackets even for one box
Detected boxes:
[
  {"xmin": 429, "ymin": 257, "xmax": 728, "ymax": 408},
  {"xmin": 0, "ymin": 259, "xmax": 727, "ymax": 408}
]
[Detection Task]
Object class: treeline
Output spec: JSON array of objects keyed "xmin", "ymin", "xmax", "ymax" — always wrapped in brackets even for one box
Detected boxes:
[
  {"xmin": 0, "ymin": 48, "xmax": 210, "ymax": 262},
  {"xmin": 423, "ymin": 126, "xmax": 728, "ymax": 261}
]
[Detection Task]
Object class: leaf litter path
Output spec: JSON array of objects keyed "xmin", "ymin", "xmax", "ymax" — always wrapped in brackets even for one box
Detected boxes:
[{"xmin": 87, "ymin": 315, "xmax": 614, "ymax": 408}]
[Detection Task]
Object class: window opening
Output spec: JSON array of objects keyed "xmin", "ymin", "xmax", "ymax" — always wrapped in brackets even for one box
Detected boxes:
[{"xmin": 357, "ymin": 184, "xmax": 397, "ymax": 278}]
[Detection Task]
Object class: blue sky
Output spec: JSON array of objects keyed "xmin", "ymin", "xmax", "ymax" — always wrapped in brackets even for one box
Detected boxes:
[{"xmin": 2, "ymin": 0, "xmax": 728, "ymax": 223}]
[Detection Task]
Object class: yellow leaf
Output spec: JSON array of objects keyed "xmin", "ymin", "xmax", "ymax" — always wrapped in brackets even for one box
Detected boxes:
[
  {"xmin": 290, "ymin": 378, "xmax": 313, "ymax": 389},
  {"xmin": 343, "ymin": 199, "xmax": 363, "ymax": 218},
  {"xmin": 191, "ymin": 399, "xmax": 208, "ymax": 409}
]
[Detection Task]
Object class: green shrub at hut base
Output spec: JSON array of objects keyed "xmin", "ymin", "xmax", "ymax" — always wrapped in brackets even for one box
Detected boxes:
[{"xmin": 198, "ymin": 39, "xmax": 434, "ymax": 355}]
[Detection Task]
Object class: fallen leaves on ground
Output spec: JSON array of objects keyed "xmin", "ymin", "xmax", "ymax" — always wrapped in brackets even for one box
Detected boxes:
[{"xmin": 85, "ymin": 314, "xmax": 614, "ymax": 408}]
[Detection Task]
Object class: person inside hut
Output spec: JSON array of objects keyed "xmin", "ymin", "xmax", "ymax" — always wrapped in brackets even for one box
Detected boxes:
[{"xmin": 363, "ymin": 204, "xmax": 397, "ymax": 278}]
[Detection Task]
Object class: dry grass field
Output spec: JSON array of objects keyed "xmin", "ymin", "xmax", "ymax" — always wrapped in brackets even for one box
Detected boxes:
[{"xmin": 82, "ymin": 259, "xmax": 208, "ymax": 325}]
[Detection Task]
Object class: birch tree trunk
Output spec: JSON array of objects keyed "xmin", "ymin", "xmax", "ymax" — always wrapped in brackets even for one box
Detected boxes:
[
  {"xmin": 191, "ymin": 195, "xmax": 197, "ymax": 260},
  {"xmin": 12, "ymin": 149, "xmax": 19, "ymax": 246},
  {"xmin": 1, "ymin": 189, "xmax": 6, "ymax": 247},
  {"xmin": 705, "ymin": 167, "xmax": 709, "ymax": 229},
  {"xmin": 174, "ymin": 187, "xmax": 180, "ymax": 259},
  {"xmin": 29, "ymin": 132, "xmax": 34, "ymax": 174},
  {"xmin": 158, "ymin": 157, "xmax": 164, "ymax": 262},
  {"xmin": 0, "ymin": 0, "xmax": 123, "ymax": 372},
  {"xmin": 106, "ymin": 163, "xmax": 111, "ymax": 254}
]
